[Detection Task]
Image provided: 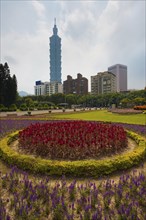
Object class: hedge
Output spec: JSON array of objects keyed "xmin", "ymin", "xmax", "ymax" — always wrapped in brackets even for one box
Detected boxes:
[
  {"xmin": 0, "ymin": 130, "xmax": 146, "ymax": 177},
  {"xmin": 134, "ymin": 105, "xmax": 146, "ymax": 110}
]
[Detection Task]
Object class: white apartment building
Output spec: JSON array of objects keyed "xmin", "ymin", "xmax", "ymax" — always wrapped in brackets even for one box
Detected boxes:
[
  {"xmin": 34, "ymin": 81, "xmax": 46, "ymax": 96},
  {"xmin": 91, "ymin": 71, "xmax": 117, "ymax": 95},
  {"xmin": 108, "ymin": 64, "xmax": 127, "ymax": 92},
  {"xmin": 46, "ymin": 82, "xmax": 63, "ymax": 95},
  {"xmin": 34, "ymin": 81, "xmax": 63, "ymax": 96}
]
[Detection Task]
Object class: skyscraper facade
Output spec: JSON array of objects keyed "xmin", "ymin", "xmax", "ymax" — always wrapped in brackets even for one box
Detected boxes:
[
  {"xmin": 49, "ymin": 19, "xmax": 62, "ymax": 83},
  {"xmin": 108, "ymin": 64, "xmax": 127, "ymax": 92}
]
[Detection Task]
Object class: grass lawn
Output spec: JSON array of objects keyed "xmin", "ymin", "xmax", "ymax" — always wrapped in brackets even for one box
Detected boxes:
[{"xmin": 55, "ymin": 110, "xmax": 146, "ymax": 125}]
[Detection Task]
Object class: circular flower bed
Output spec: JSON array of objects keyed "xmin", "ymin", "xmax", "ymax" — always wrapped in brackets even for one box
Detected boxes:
[
  {"xmin": 110, "ymin": 108, "xmax": 143, "ymax": 114},
  {"xmin": 19, "ymin": 121, "xmax": 128, "ymax": 160}
]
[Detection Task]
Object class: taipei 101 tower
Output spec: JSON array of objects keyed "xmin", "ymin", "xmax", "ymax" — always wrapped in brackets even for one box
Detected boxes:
[{"xmin": 49, "ymin": 18, "xmax": 62, "ymax": 83}]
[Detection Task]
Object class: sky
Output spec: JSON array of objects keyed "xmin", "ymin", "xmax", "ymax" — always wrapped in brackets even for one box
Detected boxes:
[{"xmin": 1, "ymin": 0, "xmax": 145, "ymax": 94}]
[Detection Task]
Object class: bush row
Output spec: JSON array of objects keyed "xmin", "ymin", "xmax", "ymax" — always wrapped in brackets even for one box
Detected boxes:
[
  {"xmin": 0, "ymin": 104, "xmax": 17, "ymax": 112},
  {"xmin": 0, "ymin": 131, "xmax": 146, "ymax": 177},
  {"xmin": 134, "ymin": 105, "xmax": 146, "ymax": 110},
  {"xmin": 0, "ymin": 104, "xmax": 63, "ymax": 112}
]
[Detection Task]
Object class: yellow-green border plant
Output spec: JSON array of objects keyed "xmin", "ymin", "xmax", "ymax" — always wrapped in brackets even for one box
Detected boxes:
[{"xmin": 0, "ymin": 130, "xmax": 145, "ymax": 177}]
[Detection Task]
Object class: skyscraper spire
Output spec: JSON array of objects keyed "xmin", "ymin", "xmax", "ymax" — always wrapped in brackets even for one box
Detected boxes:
[
  {"xmin": 50, "ymin": 19, "xmax": 62, "ymax": 83},
  {"xmin": 53, "ymin": 18, "xmax": 58, "ymax": 35}
]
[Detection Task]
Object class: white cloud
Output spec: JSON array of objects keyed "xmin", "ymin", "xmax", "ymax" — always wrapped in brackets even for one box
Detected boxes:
[
  {"xmin": 1, "ymin": 30, "xmax": 49, "ymax": 93},
  {"xmin": 1, "ymin": 0, "xmax": 145, "ymax": 93},
  {"xmin": 30, "ymin": 0, "xmax": 46, "ymax": 18}
]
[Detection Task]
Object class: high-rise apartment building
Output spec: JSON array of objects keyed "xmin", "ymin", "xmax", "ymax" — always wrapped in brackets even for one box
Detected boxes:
[
  {"xmin": 108, "ymin": 64, "xmax": 127, "ymax": 92},
  {"xmin": 46, "ymin": 82, "xmax": 63, "ymax": 95},
  {"xmin": 63, "ymin": 73, "xmax": 88, "ymax": 95},
  {"xmin": 34, "ymin": 81, "xmax": 63, "ymax": 96},
  {"xmin": 34, "ymin": 81, "xmax": 46, "ymax": 96},
  {"xmin": 91, "ymin": 71, "xmax": 117, "ymax": 95},
  {"xmin": 50, "ymin": 19, "xmax": 62, "ymax": 83}
]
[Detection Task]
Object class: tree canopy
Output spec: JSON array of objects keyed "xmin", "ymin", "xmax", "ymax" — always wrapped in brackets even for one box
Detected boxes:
[{"xmin": 0, "ymin": 62, "xmax": 17, "ymax": 107}]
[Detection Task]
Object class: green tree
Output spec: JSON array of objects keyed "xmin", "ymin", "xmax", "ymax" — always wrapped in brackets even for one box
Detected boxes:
[
  {"xmin": 121, "ymin": 98, "xmax": 131, "ymax": 108},
  {"xmin": 20, "ymin": 103, "xmax": 27, "ymax": 111},
  {"xmin": 133, "ymin": 97, "xmax": 145, "ymax": 106},
  {"xmin": 43, "ymin": 104, "xmax": 49, "ymax": 110},
  {"xmin": 24, "ymin": 97, "xmax": 33, "ymax": 110},
  {"xmin": 29, "ymin": 103, "xmax": 35, "ymax": 110},
  {"xmin": 66, "ymin": 94, "xmax": 78, "ymax": 107},
  {"xmin": 37, "ymin": 103, "xmax": 43, "ymax": 110},
  {"xmin": 0, "ymin": 104, "xmax": 6, "ymax": 112},
  {"xmin": 9, "ymin": 104, "xmax": 17, "ymax": 111},
  {"xmin": 0, "ymin": 63, "xmax": 18, "ymax": 107},
  {"xmin": 50, "ymin": 93, "xmax": 65, "ymax": 105}
]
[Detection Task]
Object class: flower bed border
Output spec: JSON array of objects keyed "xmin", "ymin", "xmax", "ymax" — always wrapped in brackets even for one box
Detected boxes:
[
  {"xmin": 110, "ymin": 108, "xmax": 143, "ymax": 114},
  {"xmin": 0, "ymin": 130, "xmax": 146, "ymax": 177}
]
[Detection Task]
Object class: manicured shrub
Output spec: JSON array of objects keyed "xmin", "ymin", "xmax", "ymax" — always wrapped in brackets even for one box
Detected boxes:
[
  {"xmin": 43, "ymin": 104, "xmax": 49, "ymax": 110},
  {"xmin": 0, "ymin": 104, "xmax": 8, "ymax": 112},
  {"xmin": 8, "ymin": 104, "xmax": 17, "ymax": 111},
  {"xmin": 0, "ymin": 104, "xmax": 5, "ymax": 112},
  {"xmin": 19, "ymin": 103, "xmax": 27, "ymax": 111},
  {"xmin": 0, "ymin": 130, "xmax": 145, "ymax": 177},
  {"xmin": 29, "ymin": 104, "xmax": 35, "ymax": 110},
  {"xmin": 134, "ymin": 105, "xmax": 146, "ymax": 110},
  {"xmin": 37, "ymin": 103, "xmax": 43, "ymax": 110}
]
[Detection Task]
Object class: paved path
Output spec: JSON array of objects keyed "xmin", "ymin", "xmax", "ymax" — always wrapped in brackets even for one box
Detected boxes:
[{"xmin": 0, "ymin": 108, "xmax": 97, "ymax": 117}]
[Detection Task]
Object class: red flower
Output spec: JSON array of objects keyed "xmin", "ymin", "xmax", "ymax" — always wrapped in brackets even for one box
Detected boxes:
[{"xmin": 19, "ymin": 121, "xmax": 127, "ymax": 160}]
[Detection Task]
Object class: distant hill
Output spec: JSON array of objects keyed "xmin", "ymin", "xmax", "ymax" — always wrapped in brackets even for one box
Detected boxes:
[{"xmin": 19, "ymin": 91, "xmax": 29, "ymax": 97}]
